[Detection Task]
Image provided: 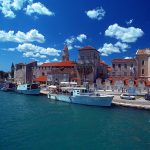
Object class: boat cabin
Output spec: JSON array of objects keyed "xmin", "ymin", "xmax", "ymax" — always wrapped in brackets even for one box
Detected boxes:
[
  {"xmin": 72, "ymin": 87, "xmax": 89, "ymax": 96},
  {"xmin": 17, "ymin": 83, "xmax": 39, "ymax": 90}
]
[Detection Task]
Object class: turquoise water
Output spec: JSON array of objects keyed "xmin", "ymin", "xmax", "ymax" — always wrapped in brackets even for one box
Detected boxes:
[{"xmin": 0, "ymin": 92, "xmax": 150, "ymax": 150}]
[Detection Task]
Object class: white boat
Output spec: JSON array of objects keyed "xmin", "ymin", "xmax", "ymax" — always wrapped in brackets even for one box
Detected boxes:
[
  {"xmin": 17, "ymin": 83, "xmax": 40, "ymax": 95},
  {"xmin": 48, "ymin": 87, "xmax": 113, "ymax": 106}
]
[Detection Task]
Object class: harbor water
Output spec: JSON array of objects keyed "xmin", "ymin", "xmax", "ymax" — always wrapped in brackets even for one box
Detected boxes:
[{"xmin": 0, "ymin": 91, "xmax": 150, "ymax": 150}]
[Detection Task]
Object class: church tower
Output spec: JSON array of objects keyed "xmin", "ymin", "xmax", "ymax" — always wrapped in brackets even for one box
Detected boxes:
[
  {"xmin": 11, "ymin": 63, "xmax": 14, "ymax": 79},
  {"xmin": 62, "ymin": 45, "xmax": 69, "ymax": 62}
]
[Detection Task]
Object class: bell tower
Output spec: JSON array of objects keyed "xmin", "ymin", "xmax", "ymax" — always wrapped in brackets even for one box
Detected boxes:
[{"xmin": 62, "ymin": 44, "xmax": 69, "ymax": 62}]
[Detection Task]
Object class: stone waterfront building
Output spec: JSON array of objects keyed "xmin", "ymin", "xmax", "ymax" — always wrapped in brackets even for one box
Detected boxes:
[
  {"xmin": 77, "ymin": 46, "xmax": 100, "ymax": 83},
  {"xmin": 112, "ymin": 58, "xmax": 138, "ymax": 79},
  {"xmin": 77, "ymin": 46, "xmax": 108, "ymax": 83},
  {"xmin": 110, "ymin": 48, "xmax": 150, "ymax": 90},
  {"xmin": 111, "ymin": 48, "xmax": 150, "ymax": 81},
  {"xmin": 14, "ymin": 61, "xmax": 37, "ymax": 84},
  {"xmin": 33, "ymin": 45, "xmax": 109, "ymax": 85},
  {"xmin": 33, "ymin": 45, "xmax": 79, "ymax": 84}
]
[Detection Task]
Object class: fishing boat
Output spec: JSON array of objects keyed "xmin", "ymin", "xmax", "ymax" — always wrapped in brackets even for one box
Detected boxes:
[
  {"xmin": 48, "ymin": 87, "xmax": 113, "ymax": 106},
  {"xmin": 17, "ymin": 83, "xmax": 40, "ymax": 95}
]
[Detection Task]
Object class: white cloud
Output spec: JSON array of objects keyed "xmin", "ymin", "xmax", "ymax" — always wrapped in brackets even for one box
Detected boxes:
[
  {"xmin": 98, "ymin": 43, "xmax": 120, "ymax": 56},
  {"xmin": 98, "ymin": 42, "xmax": 129, "ymax": 56},
  {"xmin": 40, "ymin": 48, "xmax": 60, "ymax": 56},
  {"xmin": 0, "ymin": 29, "xmax": 45, "ymax": 43},
  {"xmin": 124, "ymin": 57, "xmax": 132, "ymax": 59},
  {"xmin": 65, "ymin": 36, "xmax": 75, "ymax": 45},
  {"xmin": 115, "ymin": 42, "xmax": 129, "ymax": 52},
  {"xmin": 45, "ymin": 59, "xmax": 50, "ymax": 63},
  {"xmin": 65, "ymin": 36, "xmax": 76, "ymax": 50},
  {"xmin": 0, "ymin": 0, "xmax": 16, "ymax": 18},
  {"xmin": 77, "ymin": 34, "xmax": 87, "ymax": 42},
  {"xmin": 12, "ymin": 0, "xmax": 30, "ymax": 11},
  {"xmin": 7, "ymin": 48, "xmax": 16, "ymax": 51},
  {"xmin": 65, "ymin": 34, "xmax": 87, "ymax": 49},
  {"xmin": 23, "ymin": 51, "xmax": 46, "ymax": 58},
  {"xmin": 74, "ymin": 45, "xmax": 81, "ymax": 49},
  {"xmin": 0, "ymin": 0, "xmax": 53, "ymax": 18},
  {"xmin": 6, "ymin": 43, "xmax": 61, "ymax": 58},
  {"xmin": 126, "ymin": 19, "xmax": 134, "ymax": 25},
  {"xmin": 105, "ymin": 23, "xmax": 144, "ymax": 43},
  {"xmin": 52, "ymin": 58, "xmax": 58, "ymax": 62},
  {"xmin": 37, "ymin": 58, "xmax": 59, "ymax": 65},
  {"xmin": 86, "ymin": 7, "xmax": 105, "ymax": 20},
  {"xmin": 25, "ymin": 2, "xmax": 54, "ymax": 16}
]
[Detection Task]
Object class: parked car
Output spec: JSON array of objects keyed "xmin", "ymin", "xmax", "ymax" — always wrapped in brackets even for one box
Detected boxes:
[
  {"xmin": 120, "ymin": 93, "xmax": 135, "ymax": 100},
  {"xmin": 144, "ymin": 94, "xmax": 150, "ymax": 100}
]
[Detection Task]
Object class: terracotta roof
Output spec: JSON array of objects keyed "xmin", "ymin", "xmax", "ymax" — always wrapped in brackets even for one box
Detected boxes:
[
  {"xmin": 79, "ymin": 46, "xmax": 97, "ymax": 51},
  {"xmin": 112, "ymin": 59, "xmax": 136, "ymax": 63},
  {"xmin": 41, "ymin": 61, "xmax": 76, "ymax": 67},
  {"xmin": 33, "ymin": 75, "xmax": 47, "ymax": 82}
]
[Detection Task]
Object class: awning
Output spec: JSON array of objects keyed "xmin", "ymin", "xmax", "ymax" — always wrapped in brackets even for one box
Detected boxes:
[{"xmin": 33, "ymin": 75, "xmax": 47, "ymax": 82}]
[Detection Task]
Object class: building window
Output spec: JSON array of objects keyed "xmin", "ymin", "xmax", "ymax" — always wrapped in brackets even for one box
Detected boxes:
[
  {"xmin": 131, "ymin": 64, "xmax": 133, "ymax": 67},
  {"xmin": 142, "ymin": 60, "xmax": 144, "ymax": 66},
  {"xmin": 118, "ymin": 64, "xmax": 121, "ymax": 68},
  {"xmin": 42, "ymin": 72, "xmax": 45, "ymax": 76},
  {"xmin": 124, "ymin": 64, "xmax": 127, "ymax": 69},
  {"xmin": 142, "ymin": 69, "xmax": 144, "ymax": 75},
  {"xmin": 124, "ymin": 72, "xmax": 127, "ymax": 76},
  {"xmin": 113, "ymin": 64, "xmax": 115, "ymax": 69}
]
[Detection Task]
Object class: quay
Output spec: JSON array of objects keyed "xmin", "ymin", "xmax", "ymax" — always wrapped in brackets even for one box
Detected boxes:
[
  {"xmin": 40, "ymin": 89, "xmax": 150, "ymax": 110},
  {"xmin": 112, "ymin": 95, "xmax": 150, "ymax": 110}
]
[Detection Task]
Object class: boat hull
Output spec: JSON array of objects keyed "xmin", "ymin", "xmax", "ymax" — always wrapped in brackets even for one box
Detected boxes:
[
  {"xmin": 17, "ymin": 89, "xmax": 40, "ymax": 95},
  {"xmin": 48, "ymin": 93, "xmax": 71, "ymax": 102},
  {"xmin": 48, "ymin": 93, "xmax": 113, "ymax": 106},
  {"xmin": 71, "ymin": 95, "xmax": 113, "ymax": 106},
  {"xmin": 17, "ymin": 83, "xmax": 40, "ymax": 95}
]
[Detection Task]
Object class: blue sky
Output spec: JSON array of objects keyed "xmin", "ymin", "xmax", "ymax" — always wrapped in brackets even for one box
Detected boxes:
[{"xmin": 0, "ymin": 0, "xmax": 150, "ymax": 71}]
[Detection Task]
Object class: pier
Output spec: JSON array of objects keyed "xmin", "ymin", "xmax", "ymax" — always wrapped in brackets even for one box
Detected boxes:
[{"xmin": 112, "ymin": 95, "xmax": 150, "ymax": 110}]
